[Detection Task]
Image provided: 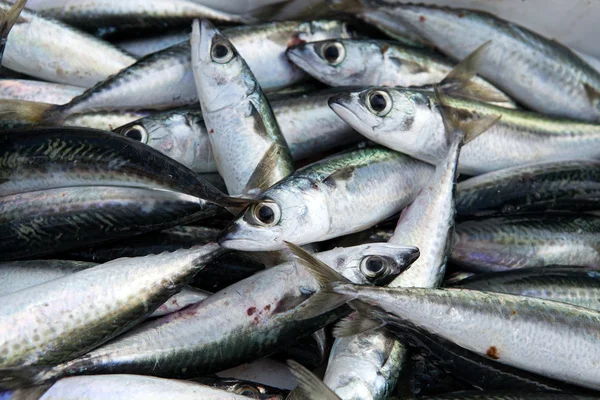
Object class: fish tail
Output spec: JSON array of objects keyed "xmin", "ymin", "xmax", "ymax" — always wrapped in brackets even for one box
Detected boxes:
[
  {"xmin": 286, "ymin": 359, "xmax": 342, "ymax": 400},
  {"xmin": 0, "ymin": 0, "xmax": 27, "ymax": 60},
  {"xmin": 0, "ymin": 365, "xmax": 61, "ymax": 390},
  {"xmin": 285, "ymin": 241, "xmax": 355, "ymax": 320},
  {"xmin": 332, "ymin": 298, "xmax": 386, "ymax": 338},
  {"xmin": 0, "ymin": 99, "xmax": 59, "ymax": 125}
]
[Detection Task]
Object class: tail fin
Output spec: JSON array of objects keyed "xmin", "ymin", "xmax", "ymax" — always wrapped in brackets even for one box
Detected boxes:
[
  {"xmin": 0, "ymin": 99, "xmax": 55, "ymax": 126},
  {"xmin": 333, "ymin": 300, "xmax": 385, "ymax": 338},
  {"xmin": 0, "ymin": 365, "xmax": 59, "ymax": 391},
  {"xmin": 0, "ymin": 0, "xmax": 27, "ymax": 61},
  {"xmin": 286, "ymin": 360, "xmax": 341, "ymax": 400},
  {"xmin": 439, "ymin": 41, "xmax": 511, "ymax": 106},
  {"xmin": 285, "ymin": 241, "xmax": 354, "ymax": 320}
]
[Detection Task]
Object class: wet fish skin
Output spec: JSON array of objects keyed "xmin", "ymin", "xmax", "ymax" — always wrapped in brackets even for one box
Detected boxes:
[
  {"xmin": 36, "ymin": 242, "xmax": 417, "ymax": 382},
  {"xmin": 451, "ymin": 214, "xmax": 600, "ymax": 272},
  {"xmin": 0, "ymin": 1, "xmax": 135, "ymax": 87},
  {"xmin": 456, "ymin": 160, "xmax": 600, "ymax": 216},
  {"xmin": 0, "ymin": 242, "xmax": 223, "ymax": 369},
  {"xmin": 63, "ymin": 110, "xmax": 149, "ymax": 131},
  {"xmin": 116, "ymin": 31, "xmax": 189, "ymax": 58},
  {"xmin": 287, "ymin": 39, "xmax": 514, "ymax": 107},
  {"xmin": 329, "ymin": 88, "xmax": 600, "ymax": 175},
  {"xmin": 196, "ymin": 376, "xmax": 287, "ymax": 400},
  {"xmin": 362, "ymin": 3, "xmax": 600, "ymax": 121},
  {"xmin": 0, "ymin": 186, "xmax": 215, "ymax": 260},
  {"xmin": 333, "ymin": 284, "xmax": 600, "ymax": 390},
  {"xmin": 219, "ymin": 146, "xmax": 434, "ymax": 251},
  {"xmin": 0, "ymin": 79, "xmax": 84, "ymax": 104},
  {"xmin": 451, "ymin": 267, "xmax": 600, "ymax": 312},
  {"xmin": 114, "ymin": 89, "xmax": 359, "ymax": 173},
  {"xmin": 191, "ymin": 19, "xmax": 293, "ymax": 196}
]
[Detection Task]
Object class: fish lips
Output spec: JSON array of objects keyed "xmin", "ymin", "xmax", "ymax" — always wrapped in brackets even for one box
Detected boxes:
[
  {"xmin": 328, "ymin": 92, "xmax": 366, "ymax": 129},
  {"xmin": 218, "ymin": 220, "xmax": 283, "ymax": 251}
]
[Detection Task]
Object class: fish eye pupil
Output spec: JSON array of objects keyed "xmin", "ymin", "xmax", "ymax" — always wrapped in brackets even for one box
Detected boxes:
[
  {"xmin": 324, "ymin": 44, "xmax": 339, "ymax": 62},
  {"xmin": 213, "ymin": 43, "xmax": 229, "ymax": 59},
  {"xmin": 125, "ymin": 128, "xmax": 143, "ymax": 141},
  {"xmin": 366, "ymin": 257, "xmax": 384, "ymax": 274},
  {"xmin": 241, "ymin": 389, "xmax": 255, "ymax": 396},
  {"xmin": 257, "ymin": 205, "xmax": 275, "ymax": 224},
  {"xmin": 369, "ymin": 93, "xmax": 387, "ymax": 112}
]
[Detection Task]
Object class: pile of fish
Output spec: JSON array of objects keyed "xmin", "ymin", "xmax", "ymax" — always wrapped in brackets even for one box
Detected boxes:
[{"xmin": 1, "ymin": 0, "xmax": 600, "ymax": 398}]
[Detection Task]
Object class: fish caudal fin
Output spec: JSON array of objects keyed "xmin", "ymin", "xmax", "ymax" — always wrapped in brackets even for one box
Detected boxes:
[
  {"xmin": 0, "ymin": 0, "xmax": 27, "ymax": 61},
  {"xmin": 0, "ymin": 99, "xmax": 55, "ymax": 125},
  {"xmin": 286, "ymin": 360, "xmax": 342, "ymax": 400}
]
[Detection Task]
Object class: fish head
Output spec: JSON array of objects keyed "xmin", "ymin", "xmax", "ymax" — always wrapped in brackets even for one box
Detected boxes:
[
  {"xmin": 115, "ymin": 110, "xmax": 207, "ymax": 171},
  {"xmin": 192, "ymin": 19, "xmax": 256, "ymax": 112},
  {"xmin": 219, "ymin": 181, "xmax": 330, "ymax": 250},
  {"xmin": 287, "ymin": 39, "xmax": 379, "ymax": 86},
  {"xmin": 328, "ymin": 87, "xmax": 437, "ymax": 156},
  {"xmin": 321, "ymin": 243, "xmax": 420, "ymax": 285}
]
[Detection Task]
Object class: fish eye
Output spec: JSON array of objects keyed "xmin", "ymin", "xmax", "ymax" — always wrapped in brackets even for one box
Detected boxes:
[
  {"xmin": 366, "ymin": 90, "xmax": 393, "ymax": 117},
  {"xmin": 234, "ymin": 385, "xmax": 259, "ymax": 398},
  {"xmin": 122, "ymin": 125, "xmax": 148, "ymax": 143},
  {"xmin": 320, "ymin": 41, "xmax": 345, "ymax": 66},
  {"xmin": 360, "ymin": 255, "xmax": 389, "ymax": 279},
  {"xmin": 211, "ymin": 40, "xmax": 234, "ymax": 63},
  {"xmin": 250, "ymin": 201, "xmax": 281, "ymax": 227}
]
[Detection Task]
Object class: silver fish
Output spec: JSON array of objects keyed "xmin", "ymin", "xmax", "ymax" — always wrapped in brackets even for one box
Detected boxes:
[
  {"xmin": 219, "ymin": 146, "xmax": 434, "ymax": 251},
  {"xmin": 191, "ymin": 19, "xmax": 293, "ymax": 196},
  {"xmin": 116, "ymin": 31, "xmax": 189, "ymax": 58},
  {"xmin": 63, "ymin": 110, "xmax": 150, "ymax": 131},
  {"xmin": 0, "ymin": 79, "xmax": 84, "ymax": 104},
  {"xmin": 0, "ymin": 1, "xmax": 135, "ymax": 87}
]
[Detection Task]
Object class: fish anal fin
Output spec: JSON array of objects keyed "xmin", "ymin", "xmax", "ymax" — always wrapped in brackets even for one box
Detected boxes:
[{"xmin": 287, "ymin": 360, "xmax": 341, "ymax": 400}]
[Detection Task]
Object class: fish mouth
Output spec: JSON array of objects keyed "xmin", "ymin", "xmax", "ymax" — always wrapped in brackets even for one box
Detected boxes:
[
  {"xmin": 328, "ymin": 93, "xmax": 366, "ymax": 130},
  {"xmin": 286, "ymin": 47, "xmax": 314, "ymax": 74}
]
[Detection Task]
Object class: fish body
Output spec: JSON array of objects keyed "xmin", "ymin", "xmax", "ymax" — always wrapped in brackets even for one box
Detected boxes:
[
  {"xmin": 451, "ymin": 214, "xmax": 600, "ymax": 271},
  {"xmin": 0, "ymin": 1, "xmax": 135, "ymax": 87},
  {"xmin": 191, "ymin": 19, "xmax": 293, "ymax": 196},
  {"xmin": 219, "ymin": 146, "xmax": 434, "ymax": 250},
  {"xmin": 63, "ymin": 110, "xmax": 150, "ymax": 131},
  {"xmin": 0, "ymin": 79, "xmax": 84, "ymax": 104},
  {"xmin": 116, "ymin": 31, "xmax": 189, "ymax": 58},
  {"xmin": 330, "ymin": 88, "xmax": 600, "ymax": 175}
]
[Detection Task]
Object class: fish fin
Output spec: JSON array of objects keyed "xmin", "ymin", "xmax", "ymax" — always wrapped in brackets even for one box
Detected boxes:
[
  {"xmin": 244, "ymin": 142, "xmax": 283, "ymax": 195},
  {"xmin": 0, "ymin": 365, "xmax": 57, "ymax": 390},
  {"xmin": 584, "ymin": 82, "xmax": 600, "ymax": 106},
  {"xmin": 439, "ymin": 41, "xmax": 509, "ymax": 104},
  {"xmin": 218, "ymin": 195, "xmax": 254, "ymax": 215},
  {"xmin": 311, "ymin": 328, "xmax": 328, "ymax": 364},
  {"xmin": 285, "ymin": 241, "xmax": 353, "ymax": 320},
  {"xmin": 435, "ymin": 85, "xmax": 500, "ymax": 146},
  {"xmin": 333, "ymin": 301, "xmax": 385, "ymax": 337},
  {"xmin": 322, "ymin": 166, "xmax": 357, "ymax": 188},
  {"xmin": 388, "ymin": 56, "xmax": 428, "ymax": 74},
  {"xmin": 244, "ymin": 250, "xmax": 289, "ymax": 268},
  {"xmin": 0, "ymin": 99, "xmax": 54, "ymax": 125},
  {"xmin": 0, "ymin": 0, "xmax": 27, "ymax": 38},
  {"xmin": 286, "ymin": 360, "xmax": 342, "ymax": 400}
]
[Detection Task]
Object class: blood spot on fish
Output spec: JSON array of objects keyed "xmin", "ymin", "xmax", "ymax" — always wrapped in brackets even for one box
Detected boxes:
[
  {"xmin": 419, "ymin": 16, "xmax": 426, "ymax": 22},
  {"xmin": 264, "ymin": 304, "xmax": 271, "ymax": 311},
  {"xmin": 254, "ymin": 316, "xmax": 260, "ymax": 324},
  {"xmin": 458, "ymin": 12, "xmax": 464, "ymax": 18},
  {"xmin": 287, "ymin": 35, "xmax": 306, "ymax": 48},
  {"xmin": 209, "ymin": 129, "xmax": 214, "ymax": 134},
  {"xmin": 247, "ymin": 307, "xmax": 257, "ymax": 316},
  {"xmin": 381, "ymin": 43, "xmax": 390, "ymax": 54},
  {"xmin": 486, "ymin": 346, "xmax": 500, "ymax": 359}
]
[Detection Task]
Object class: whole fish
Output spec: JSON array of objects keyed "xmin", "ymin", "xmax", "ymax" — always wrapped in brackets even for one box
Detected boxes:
[
  {"xmin": 287, "ymin": 39, "xmax": 514, "ymax": 108},
  {"xmin": 192, "ymin": 19, "xmax": 293, "ymax": 196},
  {"xmin": 30, "ymin": 242, "xmax": 418, "ymax": 384},
  {"xmin": 0, "ymin": 259, "xmax": 211, "ymax": 319},
  {"xmin": 15, "ymin": 20, "xmax": 356, "ymax": 124},
  {"xmin": 219, "ymin": 146, "xmax": 434, "ymax": 250},
  {"xmin": 0, "ymin": 186, "xmax": 217, "ymax": 260},
  {"xmin": 0, "ymin": 1, "xmax": 135, "ymax": 87},
  {"xmin": 30, "ymin": 0, "xmax": 252, "ymax": 37},
  {"xmin": 14, "ymin": 374, "xmax": 254, "ymax": 399},
  {"xmin": 359, "ymin": 3, "xmax": 600, "ymax": 121},
  {"xmin": 452, "ymin": 267, "xmax": 600, "ymax": 311},
  {"xmin": 329, "ymin": 87, "xmax": 600, "ymax": 175},
  {"xmin": 0, "ymin": 79, "xmax": 84, "ymax": 104},
  {"xmin": 327, "ymin": 284, "xmax": 600, "ymax": 390},
  {"xmin": 322, "ymin": 87, "xmax": 496, "ymax": 400},
  {"xmin": 114, "ymin": 88, "xmax": 359, "ymax": 173},
  {"xmin": 456, "ymin": 160, "xmax": 600, "ymax": 216},
  {"xmin": 0, "ymin": 243, "xmax": 222, "ymax": 371},
  {"xmin": 451, "ymin": 214, "xmax": 600, "ymax": 272}
]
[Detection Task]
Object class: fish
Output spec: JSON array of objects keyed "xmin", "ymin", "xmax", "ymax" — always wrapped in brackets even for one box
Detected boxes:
[
  {"xmin": 62, "ymin": 110, "xmax": 150, "ymax": 131},
  {"xmin": 28, "ymin": 242, "xmax": 418, "ymax": 384},
  {"xmin": 0, "ymin": 0, "xmax": 28, "ymax": 63},
  {"xmin": 0, "ymin": 1, "xmax": 135, "ymax": 87},
  {"xmin": 0, "ymin": 79, "xmax": 84, "ymax": 104},
  {"xmin": 358, "ymin": 3, "xmax": 600, "ymax": 121},
  {"xmin": 451, "ymin": 214, "xmax": 600, "ymax": 272},
  {"xmin": 9, "ymin": 20, "xmax": 356, "ymax": 124},
  {"xmin": 451, "ymin": 267, "xmax": 600, "ymax": 311},
  {"xmin": 116, "ymin": 31, "xmax": 189, "ymax": 58},
  {"xmin": 0, "ymin": 243, "xmax": 223, "ymax": 372},
  {"xmin": 114, "ymin": 88, "xmax": 359, "ymax": 173},
  {"xmin": 219, "ymin": 146, "xmax": 434, "ymax": 250},
  {"xmin": 30, "ymin": 0, "xmax": 253, "ymax": 37},
  {"xmin": 322, "ymin": 84, "xmax": 497, "ymax": 399},
  {"xmin": 191, "ymin": 19, "xmax": 293, "ymax": 196},
  {"xmin": 287, "ymin": 38, "xmax": 515, "ymax": 108},
  {"xmin": 456, "ymin": 160, "xmax": 600, "ymax": 216},
  {"xmin": 0, "ymin": 186, "xmax": 217, "ymax": 260},
  {"xmin": 195, "ymin": 376, "xmax": 287, "ymax": 399}
]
